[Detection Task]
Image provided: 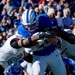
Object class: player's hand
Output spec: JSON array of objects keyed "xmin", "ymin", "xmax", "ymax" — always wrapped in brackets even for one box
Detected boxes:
[
  {"xmin": 32, "ymin": 31, "xmax": 56, "ymax": 39},
  {"xmin": 47, "ymin": 36, "xmax": 58, "ymax": 45},
  {"xmin": 39, "ymin": 31, "xmax": 56, "ymax": 39},
  {"xmin": 44, "ymin": 32, "xmax": 56, "ymax": 38}
]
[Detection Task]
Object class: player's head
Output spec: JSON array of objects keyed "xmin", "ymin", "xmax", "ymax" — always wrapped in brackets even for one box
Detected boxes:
[{"xmin": 21, "ymin": 9, "xmax": 39, "ymax": 32}]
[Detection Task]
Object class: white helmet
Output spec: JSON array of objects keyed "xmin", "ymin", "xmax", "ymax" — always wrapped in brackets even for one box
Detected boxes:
[{"xmin": 21, "ymin": 9, "xmax": 39, "ymax": 32}]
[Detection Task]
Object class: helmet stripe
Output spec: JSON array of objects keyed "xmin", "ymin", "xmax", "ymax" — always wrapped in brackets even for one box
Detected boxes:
[
  {"xmin": 26, "ymin": 9, "xmax": 30, "ymax": 23},
  {"xmin": 28, "ymin": 9, "xmax": 33, "ymax": 23}
]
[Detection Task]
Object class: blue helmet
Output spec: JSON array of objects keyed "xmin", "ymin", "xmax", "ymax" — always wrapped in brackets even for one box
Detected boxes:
[
  {"xmin": 9, "ymin": 62, "xmax": 22, "ymax": 74},
  {"xmin": 23, "ymin": 2, "xmax": 31, "ymax": 9},
  {"xmin": 21, "ymin": 9, "xmax": 39, "ymax": 32}
]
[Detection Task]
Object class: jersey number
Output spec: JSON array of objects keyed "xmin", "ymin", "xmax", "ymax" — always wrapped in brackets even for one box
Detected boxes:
[{"xmin": 7, "ymin": 51, "xmax": 26, "ymax": 65}]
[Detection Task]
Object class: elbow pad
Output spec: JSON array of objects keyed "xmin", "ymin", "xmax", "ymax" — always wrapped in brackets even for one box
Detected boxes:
[{"xmin": 10, "ymin": 38, "xmax": 21, "ymax": 48}]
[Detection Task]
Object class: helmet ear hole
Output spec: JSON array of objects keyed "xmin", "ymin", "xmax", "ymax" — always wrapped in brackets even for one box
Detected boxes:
[{"xmin": 21, "ymin": 9, "xmax": 38, "ymax": 32}]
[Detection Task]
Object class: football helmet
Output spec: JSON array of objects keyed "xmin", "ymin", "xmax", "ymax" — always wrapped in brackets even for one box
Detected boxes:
[{"xmin": 21, "ymin": 9, "xmax": 39, "ymax": 32}]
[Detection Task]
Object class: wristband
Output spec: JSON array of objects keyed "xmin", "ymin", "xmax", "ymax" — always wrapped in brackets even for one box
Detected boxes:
[
  {"xmin": 21, "ymin": 39, "xmax": 25, "ymax": 46},
  {"xmin": 21, "ymin": 37, "xmax": 33, "ymax": 46}
]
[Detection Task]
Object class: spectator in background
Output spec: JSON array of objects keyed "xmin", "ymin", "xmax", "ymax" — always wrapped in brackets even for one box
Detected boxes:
[
  {"xmin": 47, "ymin": 8, "xmax": 58, "ymax": 28},
  {"xmin": 13, "ymin": 13, "xmax": 21, "ymax": 27},
  {"xmin": 47, "ymin": 1, "xmax": 53, "ymax": 10},
  {"xmin": 5, "ymin": 17, "xmax": 12, "ymax": 29},
  {"xmin": 62, "ymin": 8, "xmax": 73, "ymax": 29},
  {"xmin": 63, "ymin": 2, "xmax": 70, "ymax": 17},
  {"xmin": 58, "ymin": 0, "xmax": 65, "ymax": 13},
  {"xmin": 0, "ymin": 8, "xmax": 8, "ymax": 21},
  {"xmin": 21, "ymin": 0, "xmax": 28, "ymax": 6},
  {"xmin": 70, "ymin": 1, "xmax": 75, "ymax": 14},
  {"xmin": 3, "ymin": 0, "xmax": 16, "ymax": 16},
  {"xmin": 18, "ymin": 6, "xmax": 24, "ymax": 17},
  {"xmin": 35, "ymin": 6, "xmax": 45, "ymax": 15},
  {"xmin": 56, "ymin": 5, "xmax": 62, "ymax": 14},
  {"xmin": 0, "ymin": 0, "xmax": 6, "ymax": 12},
  {"xmin": 28, "ymin": 0, "xmax": 34, "ymax": 7},
  {"xmin": 55, "ymin": 11, "xmax": 64, "ymax": 29},
  {"xmin": 51, "ymin": 0, "xmax": 58, "ymax": 10},
  {"xmin": 0, "ymin": 16, "xmax": 9, "ymax": 32},
  {"xmin": 39, "ymin": 0, "xmax": 48, "ymax": 14},
  {"xmin": 10, "ymin": 10, "xmax": 18, "ymax": 28}
]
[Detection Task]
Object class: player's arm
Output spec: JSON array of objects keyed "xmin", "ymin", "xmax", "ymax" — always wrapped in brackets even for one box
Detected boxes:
[
  {"xmin": 10, "ymin": 35, "xmax": 41, "ymax": 48},
  {"xmin": 10, "ymin": 33, "xmax": 50, "ymax": 48},
  {"xmin": 52, "ymin": 28, "xmax": 75, "ymax": 44},
  {"xmin": 47, "ymin": 36, "xmax": 61, "ymax": 47},
  {"xmin": 44, "ymin": 27, "xmax": 75, "ymax": 44}
]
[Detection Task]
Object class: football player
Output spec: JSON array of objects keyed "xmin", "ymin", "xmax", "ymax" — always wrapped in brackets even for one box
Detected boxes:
[
  {"xmin": 18, "ymin": 9, "xmax": 66, "ymax": 75},
  {"xmin": 0, "ymin": 32, "xmax": 49, "ymax": 75},
  {"xmin": 55, "ymin": 29, "xmax": 75, "ymax": 60}
]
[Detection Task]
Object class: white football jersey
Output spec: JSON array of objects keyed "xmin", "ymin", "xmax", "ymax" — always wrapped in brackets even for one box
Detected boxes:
[
  {"xmin": 60, "ymin": 29, "xmax": 75, "ymax": 59},
  {"xmin": 59, "ymin": 39, "xmax": 75, "ymax": 59},
  {"xmin": 0, "ymin": 34, "xmax": 26, "ymax": 69}
]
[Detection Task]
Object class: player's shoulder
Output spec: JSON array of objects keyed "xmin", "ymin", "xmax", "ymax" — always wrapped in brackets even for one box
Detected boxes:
[
  {"xmin": 18, "ymin": 25, "xmax": 28, "ymax": 33},
  {"xmin": 18, "ymin": 25, "xmax": 24, "ymax": 30},
  {"xmin": 38, "ymin": 13, "xmax": 52, "ymax": 27},
  {"xmin": 17, "ymin": 25, "xmax": 29, "ymax": 37},
  {"xmin": 39, "ymin": 13, "xmax": 48, "ymax": 18},
  {"xmin": 38, "ymin": 13, "xmax": 52, "ymax": 24}
]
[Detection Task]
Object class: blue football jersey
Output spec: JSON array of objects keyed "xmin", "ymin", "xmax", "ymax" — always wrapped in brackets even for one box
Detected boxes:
[
  {"xmin": 18, "ymin": 14, "xmax": 52, "ymax": 38},
  {"xmin": 18, "ymin": 13, "xmax": 56, "ymax": 56}
]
